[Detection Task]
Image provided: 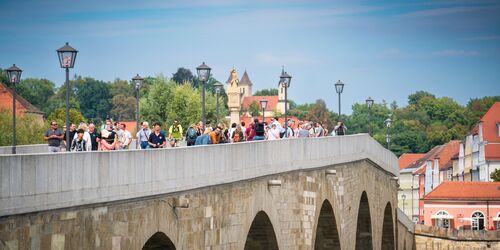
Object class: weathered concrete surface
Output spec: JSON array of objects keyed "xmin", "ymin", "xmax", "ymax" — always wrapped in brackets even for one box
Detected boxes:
[
  {"xmin": 0, "ymin": 160, "xmax": 397, "ymax": 250},
  {"xmin": 414, "ymin": 224, "xmax": 500, "ymax": 250},
  {"xmin": 397, "ymin": 209, "xmax": 415, "ymax": 250},
  {"xmin": 0, "ymin": 134, "xmax": 398, "ymax": 217}
]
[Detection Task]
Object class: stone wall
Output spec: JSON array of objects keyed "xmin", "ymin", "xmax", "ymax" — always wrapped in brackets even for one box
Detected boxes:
[
  {"xmin": 414, "ymin": 224, "xmax": 500, "ymax": 249},
  {"xmin": 0, "ymin": 160, "xmax": 398, "ymax": 250},
  {"xmin": 0, "ymin": 134, "xmax": 398, "ymax": 217}
]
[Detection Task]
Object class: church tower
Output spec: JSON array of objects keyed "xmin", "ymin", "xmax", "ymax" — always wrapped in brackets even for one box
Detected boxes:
[
  {"xmin": 276, "ymin": 68, "xmax": 287, "ymax": 115},
  {"xmin": 238, "ymin": 70, "xmax": 253, "ymax": 98},
  {"xmin": 226, "ymin": 69, "xmax": 241, "ymax": 124}
]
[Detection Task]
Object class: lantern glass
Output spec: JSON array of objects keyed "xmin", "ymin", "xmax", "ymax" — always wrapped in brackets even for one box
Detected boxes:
[
  {"xmin": 6, "ymin": 64, "xmax": 22, "ymax": 84},
  {"xmin": 335, "ymin": 80, "xmax": 344, "ymax": 94},
  {"xmin": 279, "ymin": 71, "xmax": 292, "ymax": 88},
  {"xmin": 132, "ymin": 74, "xmax": 144, "ymax": 90},
  {"xmin": 260, "ymin": 99, "xmax": 268, "ymax": 109},
  {"xmin": 366, "ymin": 97, "xmax": 374, "ymax": 109},
  {"xmin": 213, "ymin": 81, "xmax": 223, "ymax": 94},
  {"xmin": 196, "ymin": 62, "xmax": 211, "ymax": 82},
  {"xmin": 385, "ymin": 118, "xmax": 392, "ymax": 128},
  {"xmin": 56, "ymin": 42, "xmax": 78, "ymax": 68}
]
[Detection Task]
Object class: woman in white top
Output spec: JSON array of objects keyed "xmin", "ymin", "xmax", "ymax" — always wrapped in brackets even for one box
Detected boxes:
[{"xmin": 267, "ymin": 124, "xmax": 280, "ymax": 140}]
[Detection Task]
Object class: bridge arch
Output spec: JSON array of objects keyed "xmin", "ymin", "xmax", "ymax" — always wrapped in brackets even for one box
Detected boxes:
[
  {"xmin": 355, "ymin": 191, "xmax": 373, "ymax": 250},
  {"xmin": 142, "ymin": 232, "xmax": 176, "ymax": 250},
  {"xmin": 381, "ymin": 202, "xmax": 395, "ymax": 249},
  {"xmin": 313, "ymin": 199, "xmax": 341, "ymax": 250},
  {"xmin": 244, "ymin": 211, "xmax": 279, "ymax": 250}
]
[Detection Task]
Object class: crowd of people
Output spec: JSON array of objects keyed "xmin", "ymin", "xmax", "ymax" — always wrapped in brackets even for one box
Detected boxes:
[{"xmin": 43, "ymin": 116, "xmax": 347, "ymax": 152}]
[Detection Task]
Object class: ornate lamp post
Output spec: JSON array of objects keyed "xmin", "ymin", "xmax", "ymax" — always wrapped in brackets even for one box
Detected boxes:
[
  {"xmin": 334, "ymin": 80, "xmax": 345, "ymax": 117},
  {"xmin": 385, "ymin": 115, "xmax": 392, "ymax": 150},
  {"xmin": 132, "ymin": 74, "xmax": 144, "ymax": 138},
  {"xmin": 260, "ymin": 99, "xmax": 268, "ymax": 123},
  {"xmin": 213, "ymin": 81, "xmax": 223, "ymax": 124},
  {"xmin": 279, "ymin": 68, "xmax": 291, "ymax": 138},
  {"xmin": 6, "ymin": 64, "xmax": 22, "ymax": 154},
  {"xmin": 196, "ymin": 62, "xmax": 211, "ymax": 130},
  {"xmin": 366, "ymin": 96, "xmax": 374, "ymax": 135},
  {"xmin": 56, "ymin": 42, "xmax": 78, "ymax": 152}
]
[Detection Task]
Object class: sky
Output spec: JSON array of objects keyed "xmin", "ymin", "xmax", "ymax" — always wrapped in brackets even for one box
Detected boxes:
[{"xmin": 1, "ymin": 0, "xmax": 499, "ymax": 114}]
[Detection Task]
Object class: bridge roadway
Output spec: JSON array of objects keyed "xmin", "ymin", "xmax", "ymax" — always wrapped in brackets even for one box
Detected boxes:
[{"xmin": 0, "ymin": 134, "xmax": 411, "ymax": 250}]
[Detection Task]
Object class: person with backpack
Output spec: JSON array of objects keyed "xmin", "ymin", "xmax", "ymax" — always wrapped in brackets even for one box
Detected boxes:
[
  {"xmin": 232, "ymin": 125, "xmax": 244, "ymax": 143},
  {"xmin": 334, "ymin": 121, "xmax": 347, "ymax": 136},
  {"xmin": 168, "ymin": 120, "xmax": 183, "ymax": 147},
  {"xmin": 186, "ymin": 123, "xmax": 198, "ymax": 146},
  {"xmin": 253, "ymin": 119, "xmax": 266, "ymax": 141}
]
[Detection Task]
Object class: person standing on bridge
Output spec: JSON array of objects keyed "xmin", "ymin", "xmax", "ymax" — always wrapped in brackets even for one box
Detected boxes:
[
  {"xmin": 334, "ymin": 121, "xmax": 347, "ymax": 136},
  {"xmin": 168, "ymin": 120, "xmax": 183, "ymax": 147},
  {"xmin": 71, "ymin": 129, "xmax": 87, "ymax": 152},
  {"xmin": 186, "ymin": 123, "xmax": 198, "ymax": 146},
  {"xmin": 136, "ymin": 121, "xmax": 151, "ymax": 149},
  {"xmin": 44, "ymin": 121, "xmax": 64, "ymax": 152},
  {"xmin": 148, "ymin": 122, "xmax": 167, "ymax": 149}
]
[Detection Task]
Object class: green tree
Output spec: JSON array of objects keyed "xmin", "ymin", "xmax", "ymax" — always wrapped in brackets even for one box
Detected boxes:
[
  {"xmin": 172, "ymin": 67, "xmax": 194, "ymax": 85},
  {"xmin": 248, "ymin": 101, "xmax": 261, "ymax": 116},
  {"xmin": 0, "ymin": 68, "xmax": 10, "ymax": 88},
  {"xmin": 491, "ymin": 169, "xmax": 500, "ymax": 182},
  {"xmin": 16, "ymin": 78, "xmax": 55, "ymax": 108},
  {"xmin": 254, "ymin": 88, "xmax": 279, "ymax": 96},
  {"xmin": 72, "ymin": 76, "xmax": 111, "ymax": 120},
  {"xmin": 46, "ymin": 108, "xmax": 86, "ymax": 128},
  {"xmin": 303, "ymin": 99, "xmax": 336, "ymax": 130},
  {"xmin": 0, "ymin": 109, "xmax": 46, "ymax": 146},
  {"xmin": 111, "ymin": 95, "xmax": 137, "ymax": 121}
]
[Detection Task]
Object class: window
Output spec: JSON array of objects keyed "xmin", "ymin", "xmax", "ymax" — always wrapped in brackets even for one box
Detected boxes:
[
  {"xmin": 435, "ymin": 210, "xmax": 450, "ymax": 228},
  {"xmin": 471, "ymin": 211, "xmax": 485, "ymax": 230}
]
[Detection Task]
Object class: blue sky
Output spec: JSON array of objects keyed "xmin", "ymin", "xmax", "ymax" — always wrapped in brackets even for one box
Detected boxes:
[{"xmin": 1, "ymin": 0, "xmax": 499, "ymax": 113}]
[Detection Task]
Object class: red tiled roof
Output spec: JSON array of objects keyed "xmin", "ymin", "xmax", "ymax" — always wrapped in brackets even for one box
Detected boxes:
[
  {"xmin": 398, "ymin": 153, "xmax": 425, "ymax": 170},
  {"xmin": 412, "ymin": 146, "xmax": 444, "ymax": 174},
  {"xmin": 0, "ymin": 82, "xmax": 44, "ymax": 115},
  {"xmin": 242, "ymin": 96, "xmax": 279, "ymax": 111},
  {"xmin": 438, "ymin": 140, "xmax": 460, "ymax": 170},
  {"xmin": 480, "ymin": 102, "xmax": 500, "ymax": 160},
  {"xmin": 423, "ymin": 181, "xmax": 500, "ymax": 201}
]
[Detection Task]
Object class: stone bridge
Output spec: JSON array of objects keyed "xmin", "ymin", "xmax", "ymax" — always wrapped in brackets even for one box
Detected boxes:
[{"xmin": 0, "ymin": 134, "xmax": 411, "ymax": 249}]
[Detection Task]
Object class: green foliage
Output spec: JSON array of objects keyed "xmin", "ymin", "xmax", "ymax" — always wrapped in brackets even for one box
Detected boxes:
[
  {"xmin": 109, "ymin": 79, "xmax": 136, "ymax": 120},
  {"xmin": 491, "ymin": 169, "xmax": 500, "ymax": 182},
  {"xmin": 172, "ymin": 67, "xmax": 194, "ymax": 85},
  {"xmin": 46, "ymin": 108, "xmax": 86, "ymax": 128},
  {"xmin": 72, "ymin": 76, "xmax": 111, "ymax": 121},
  {"xmin": 303, "ymin": 99, "xmax": 336, "ymax": 130},
  {"xmin": 16, "ymin": 78, "xmax": 55, "ymax": 108},
  {"xmin": 254, "ymin": 88, "xmax": 279, "ymax": 96},
  {"xmin": 467, "ymin": 96, "xmax": 500, "ymax": 126},
  {"xmin": 140, "ymin": 78, "xmax": 226, "ymax": 131},
  {"xmin": 248, "ymin": 101, "xmax": 261, "ymax": 116},
  {"xmin": 0, "ymin": 68, "xmax": 10, "ymax": 88},
  {"xmin": 0, "ymin": 109, "xmax": 46, "ymax": 146}
]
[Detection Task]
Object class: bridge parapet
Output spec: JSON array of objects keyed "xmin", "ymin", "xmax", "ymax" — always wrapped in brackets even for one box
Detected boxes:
[{"xmin": 0, "ymin": 134, "xmax": 398, "ymax": 217}]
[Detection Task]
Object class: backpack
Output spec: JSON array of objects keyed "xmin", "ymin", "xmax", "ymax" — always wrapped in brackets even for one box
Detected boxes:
[
  {"xmin": 255, "ymin": 123, "xmax": 265, "ymax": 136},
  {"xmin": 187, "ymin": 127, "xmax": 197, "ymax": 140},
  {"xmin": 336, "ymin": 126, "xmax": 345, "ymax": 135},
  {"xmin": 233, "ymin": 132, "xmax": 241, "ymax": 142}
]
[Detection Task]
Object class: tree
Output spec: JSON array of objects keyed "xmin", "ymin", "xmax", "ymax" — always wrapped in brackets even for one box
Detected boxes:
[
  {"xmin": 172, "ymin": 67, "xmax": 194, "ymax": 85},
  {"xmin": 72, "ymin": 76, "xmax": 111, "ymax": 120},
  {"xmin": 248, "ymin": 101, "xmax": 261, "ymax": 116},
  {"xmin": 491, "ymin": 169, "xmax": 500, "ymax": 182},
  {"xmin": 46, "ymin": 108, "xmax": 86, "ymax": 128},
  {"xmin": 303, "ymin": 99, "xmax": 336, "ymax": 130},
  {"xmin": 16, "ymin": 78, "xmax": 55, "ymax": 108},
  {"xmin": 0, "ymin": 109, "xmax": 46, "ymax": 146},
  {"xmin": 111, "ymin": 95, "xmax": 137, "ymax": 121},
  {"xmin": 408, "ymin": 91, "xmax": 435, "ymax": 106},
  {"xmin": 0, "ymin": 68, "xmax": 10, "ymax": 87},
  {"xmin": 254, "ymin": 88, "xmax": 279, "ymax": 96}
]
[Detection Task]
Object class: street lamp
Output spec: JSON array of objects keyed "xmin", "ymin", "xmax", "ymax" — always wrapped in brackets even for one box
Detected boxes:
[
  {"xmin": 213, "ymin": 81, "xmax": 223, "ymax": 124},
  {"xmin": 334, "ymin": 80, "xmax": 344, "ymax": 117},
  {"xmin": 402, "ymin": 194, "xmax": 407, "ymax": 213},
  {"xmin": 196, "ymin": 62, "xmax": 211, "ymax": 130},
  {"xmin": 385, "ymin": 115, "xmax": 392, "ymax": 150},
  {"xmin": 366, "ymin": 96, "xmax": 374, "ymax": 135},
  {"xmin": 6, "ymin": 64, "xmax": 22, "ymax": 154},
  {"xmin": 132, "ymin": 73, "xmax": 144, "ymax": 139},
  {"xmin": 56, "ymin": 42, "xmax": 78, "ymax": 152},
  {"xmin": 260, "ymin": 99, "xmax": 268, "ymax": 123},
  {"xmin": 279, "ymin": 68, "xmax": 292, "ymax": 138}
]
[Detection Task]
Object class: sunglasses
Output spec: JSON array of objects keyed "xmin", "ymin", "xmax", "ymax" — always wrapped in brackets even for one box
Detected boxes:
[{"xmin": 51, "ymin": 123, "xmax": 57, "ymax": 126}]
